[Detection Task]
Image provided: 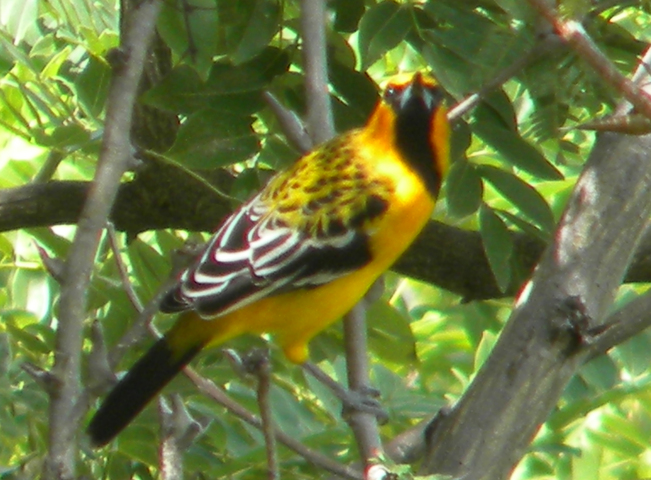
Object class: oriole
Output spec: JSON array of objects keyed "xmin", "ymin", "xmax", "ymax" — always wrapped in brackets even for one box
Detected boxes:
[{"xmin": 88, "ymin": 72, "xmax": 450, "ymax": 446}]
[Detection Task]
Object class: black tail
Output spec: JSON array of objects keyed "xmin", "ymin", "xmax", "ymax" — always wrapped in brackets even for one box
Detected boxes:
[{"xmin": 87, "ymin": 338, "xmax": 201, "ymax": 446}]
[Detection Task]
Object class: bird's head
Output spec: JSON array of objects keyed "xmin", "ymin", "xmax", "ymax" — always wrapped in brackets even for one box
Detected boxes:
[{"xmin": 367, "ymin": 72, "xmax": 450, "ymax": 196}]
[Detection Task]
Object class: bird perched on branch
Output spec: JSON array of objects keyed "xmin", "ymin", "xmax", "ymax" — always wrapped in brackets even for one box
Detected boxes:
[{"xmin": 88, "ymin": 72, "xmax": 450, "ymax": 446}]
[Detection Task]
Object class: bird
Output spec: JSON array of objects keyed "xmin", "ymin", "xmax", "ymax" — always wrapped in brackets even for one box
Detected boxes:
[{"xmin": 87, "ymin": 71, "xmax": 450, "ymax": 446}]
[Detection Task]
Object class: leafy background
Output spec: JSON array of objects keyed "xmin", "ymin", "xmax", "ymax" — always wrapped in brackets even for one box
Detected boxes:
[{"xmin": 0, "ymin": 0, "xmax": 650, "ymax": 478}]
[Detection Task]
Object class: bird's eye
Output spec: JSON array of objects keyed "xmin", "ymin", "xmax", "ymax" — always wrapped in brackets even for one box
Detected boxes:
[{"xmin": 383, "ymin": 85, "xmax": 397, "ymax": 102}]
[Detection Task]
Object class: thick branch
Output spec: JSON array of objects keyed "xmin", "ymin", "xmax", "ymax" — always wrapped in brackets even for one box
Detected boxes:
[
  {"xmin": 10, "ymin": 177, "xmax": 651, "ymax": 302},
  {"xmin": 421, "ymin": 132, "xmax": 651, "ymax": 479}
]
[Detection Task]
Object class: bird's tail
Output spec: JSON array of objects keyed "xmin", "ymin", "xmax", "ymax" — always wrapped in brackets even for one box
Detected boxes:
[{"xmin": 87, "ymin": 334, "xmax": 204, "ymax": 447}]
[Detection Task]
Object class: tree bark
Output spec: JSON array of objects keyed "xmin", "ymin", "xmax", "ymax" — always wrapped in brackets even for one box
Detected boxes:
[{"xmin": 421, "ymin": 132, "xmax": 651, "ymax": 479}]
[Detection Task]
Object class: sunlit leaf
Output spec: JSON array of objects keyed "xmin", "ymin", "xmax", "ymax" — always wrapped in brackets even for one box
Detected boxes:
[{"xmin": 358, "ymin": 1, "xmax": 412, "ymax": 69}]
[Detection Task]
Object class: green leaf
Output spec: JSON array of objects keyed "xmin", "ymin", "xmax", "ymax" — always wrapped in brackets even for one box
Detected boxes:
[
  {"xmin": 472, "ymin": 115, "xmax": 563, "ymax": 180},
  {"xmin": 143, "ymin": 63, "xmax": 267, "ymax": 115},
  {"xmin": 578, "ymin": 355, "xmax": 619, "ymax": 392},
  {"xmin": 74, "ymin": 54, "xmax": 112, "ymax": 118},
  {"xmin": 449, "ymin": 119, "xmax": 472, "ymax": 165},
  {"xmin": 493, "ymin": 0, "xmax": 536, "ymax": 21},
  {"xmin": 231, "ymin": 0, "xmax": 280, "ymax": 65},
  {"xmin": 367, "ymin": 301, "xmax": 418, "ymax": 367},
  {"xmin": 157, "ymin": 0, "xmax": 219, "ymax": 79},
  {"xmin": 421, "ymin": 40, "xmax": 474, "ymax": 98},
  {"xmin": 7, "ymin": 325, "xmax": 50, "ymax": 355},
  {"xmin": 33, "ymin": 124, "xmax": 90, "ymax": 149},
  {"xmin": 1, "ymin": 0, "xmax": 39, "ymax": 44},
  {"xmin": 331, "ymin": 0, "xmax": 365, "ymax": 32},
  {"xmin": 445, "ymin": 158, "xmax": 482, "ymax": 218},
  {"xmin": 126, "ymin": 238, "xmax": 171, "ymax": 298},
  {"xmin": 474, "ymin": 331, "xmax": 497, "ymax": 373},
  {"xmin": 231, "ymin": 167, "xmax": 268, "ymax": 204},
  {"xmin": 26, "ymin": 228, "xmax": 72, "ymax": 259},
  {"xmin": 10, "ymin": 269, "xmax": 52, "ymax": 320},
  {"xmin": 476, "ymin": 90, "xmax": 518, "ymax": 131},
  {"xmin": 419, "ymin": 3, "xmax": 531, "ymax": 96},
  {"xmin": 166, "ymin": 109, "xmax": 259, "ymax": 169},
  {"xmin": 117, "ymin": 424, "xmax": 160, "ymax": 466},
  {"xmin": 329, "ymin": 61, "xmax": 378, "ymax": 126},
  {"xmin": 4, "ymin": 311, "xmax": 49, "ymax": 355},
  {"xmin": 494, "ymin": 209, "xmax": 548, "ymax": 242},
  {"xmin": 477, "ymin": 165, "xmax": 555, "ymax": 233},
  {"xmin": 258, "ymin": 135, "xmax": 299, "ymax": 171},
  {"xmin": 479, "ymin": 203, "xmax": 513, "ymax": 292},
  {"xmin": 358, "ymin": 1, "xmax": 412, "ymax": 69},
  {"xmin": 144, "ymin": 48, "xmax": 288, "ymax": 115},
  {"xmin": 615, "ymin": 330, "xmax": 651, "ymax": 377}
]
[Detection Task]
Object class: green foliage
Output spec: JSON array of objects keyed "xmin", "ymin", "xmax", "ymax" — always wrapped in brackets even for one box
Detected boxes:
[{"xmin": 0, "ymin": 0, "xmax": 650, "ymax": 479}]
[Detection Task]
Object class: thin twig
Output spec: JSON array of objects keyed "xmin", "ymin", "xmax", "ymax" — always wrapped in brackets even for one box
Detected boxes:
[
  {"xmin": 263, "ymin": 91, "xmax": 312, "ymax": 153},
  {"xmin": 615, "ymin": 44, "xmax": 651, "ymax": 116},
  {"xmin": 303, "ymin": 362, "xmax": 351, "ymax": 399},
  {"xmin": 588, "ymin": 289, "xmax": 651, "ymax": 359},
  {"xmin": 107, "ymin": 223, "xmax": 143, "ymax": 311},
  {"xmin": 251, "ymin": 352, "xmax": 279, "ymax": 480},
  {"xmin": 87, "ymin": 319, "xmax": 117, "ymax": 395},
  {"xmin": 43, "ymin": 1, "xmax": 162, "ymax": 479},
  {"xmin": 107, "ymin": 275, "xmax": 177, "ymax": 367},
  {"xmin": 33, "ymin": 150, "xmax": 66, "ymax": 183},
  {"xmin": 527, "ymin": 0, "xmax": 651, "ymax": 120},
  {"xmin": 447, "ymin": 31, "xmax": 562, "ymax": 121},
  {"xmin": 183, "ymin": 366, "xmax": 363, "ymax": 480},
  {"xmin": 343, "ymin": 303, "xmax": 382, "ymax": 463},
  {"xmin": 297, "ymin": 0, "xmax": 377, "ymax": 471},
  {"xmin": 299, "ymin": 0, "xmax": 381, "ymax": 468}
]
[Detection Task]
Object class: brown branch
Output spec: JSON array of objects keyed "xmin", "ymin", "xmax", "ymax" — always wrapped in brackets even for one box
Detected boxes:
[
  {"xmin": 421, "ymin": 131, "xmax": 651, "ymax": 479},
  {"xmin": 12, "ymin": 176, "xmax": 651, "ymax": 302},
  {"xmin": 107, "ymin": 223, "xmax": 143, "ymax": 311}
]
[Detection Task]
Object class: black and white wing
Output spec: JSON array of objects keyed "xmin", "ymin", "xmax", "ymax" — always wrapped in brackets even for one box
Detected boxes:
[{"xmin": 160, "ymin": 193, "xmax": 372, "ymax": 318}]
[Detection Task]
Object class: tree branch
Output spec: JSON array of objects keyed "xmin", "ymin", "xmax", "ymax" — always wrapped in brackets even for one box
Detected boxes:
[
  {"xmin": 43, "ymin": 2, "xmax": 162, "ymax": 478},
  {"xmin": 12, "ymin": 176, "xmax": 651, "ymax": 304},
  {"xmin": 527, "ymin": 0, "xmax": 651, "ymax": 121},
  {"xmin": 183, "ymin": 366, "xmax": 363, "ymax": 480},
  {"xmin": 300, "ymin": 0, "xmax": 334, "ymax": 144},
  {"xmin": 421, "ymin": 131, "xmax": 651, "ymax": 479}
]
